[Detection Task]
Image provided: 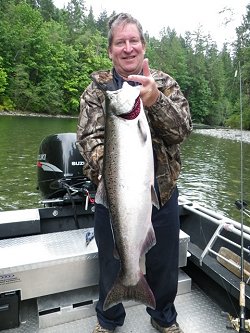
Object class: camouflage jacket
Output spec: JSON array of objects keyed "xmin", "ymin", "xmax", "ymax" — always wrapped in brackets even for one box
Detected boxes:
[{"xmin": 76, "ymin": 69, "xmax": 192, "ymax": 205}]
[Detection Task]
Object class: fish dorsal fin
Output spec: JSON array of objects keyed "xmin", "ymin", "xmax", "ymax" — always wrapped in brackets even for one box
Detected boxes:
[{"xmin": 137, "ymin": 119, "xmax": 147, "ymax": 142}]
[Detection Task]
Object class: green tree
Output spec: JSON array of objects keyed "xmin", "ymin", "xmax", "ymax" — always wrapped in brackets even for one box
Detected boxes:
[
  {"xmin": 0, "ymin": 0, "xmax": 249, "ymax": 125},
  {"xmin": 227, "ymin": 4, "xmax": 250, "ymax": 129},
  {"xmin": 96, "ymin": 10, "xmax": 110, "ymax": 37},
  {"xmin": 0, "ymin": 56, "xmax": 10, "ymax": 111},
  {"xmin": 184, "ymin": 30, "xmax": 212, "ymax": 123},
  {"xmin": 0, "ymin": 56, "xmax": 7, "ymax": 94},
  {"xmin": 65, "ymin": 0, "xmax": 87, "ymax": 38},
  {"xmin": 84, "ymin": 6, "xmax": 96, "ymax": 32},
  {"xmin": 38, "ymin": 0, "xmax": 56, "ymax": 21}
]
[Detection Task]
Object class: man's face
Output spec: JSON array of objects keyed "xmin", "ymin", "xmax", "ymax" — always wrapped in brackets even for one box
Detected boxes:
[{"xmin": 108, "ymin": 23, "xmax": 146, "ymax": 78}]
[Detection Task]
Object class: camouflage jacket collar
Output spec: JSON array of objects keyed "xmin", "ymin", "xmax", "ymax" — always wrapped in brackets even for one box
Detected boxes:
[{"xmin": 91, "ymin": 68, "xmax": 166, "ymax": 92}]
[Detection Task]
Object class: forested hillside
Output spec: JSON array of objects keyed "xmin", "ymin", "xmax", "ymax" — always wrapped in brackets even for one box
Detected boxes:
[{"xmin": 0, "ymin": 0, "xmax": 249, "ymax": 128}]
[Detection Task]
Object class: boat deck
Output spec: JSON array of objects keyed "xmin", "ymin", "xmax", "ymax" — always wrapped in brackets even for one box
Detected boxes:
[{"xmin": 2, "ymin": 283, "xmax": 232, "ymax": 333}]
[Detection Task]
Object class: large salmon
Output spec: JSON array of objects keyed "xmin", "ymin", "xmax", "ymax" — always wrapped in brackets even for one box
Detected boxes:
[{"xmin": 95, "ymin": 82, "xmax": 159, "ymax": 311}]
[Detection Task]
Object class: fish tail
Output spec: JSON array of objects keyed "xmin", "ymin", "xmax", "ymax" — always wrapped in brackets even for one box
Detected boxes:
[{"xmin": 103, "ymin": 273, "xmax": 156, "ymax": 311}]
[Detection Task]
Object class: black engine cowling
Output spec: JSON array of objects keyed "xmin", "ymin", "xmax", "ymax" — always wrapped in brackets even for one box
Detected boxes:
[{"xmin": 37, "ymin": 133, "xmax": 94, "ymax": 200}]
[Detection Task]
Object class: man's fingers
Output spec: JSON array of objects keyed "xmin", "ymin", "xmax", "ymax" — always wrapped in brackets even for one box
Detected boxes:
[
  {"xmin": 142, "ymin": 58, "xmax": 151, "ymax": 77},
  {"xmin": 128, "ymin": 58, "xmax": 151, "ymax": 85},
  {"xmin": 128, "ymin": 74, "xmax": 148, "ymax": 85}
]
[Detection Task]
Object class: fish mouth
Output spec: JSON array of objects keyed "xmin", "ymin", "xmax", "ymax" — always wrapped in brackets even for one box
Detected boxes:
[{"xmin": 119, "ymin": 96, "xmax": 141, "ymax": 120}]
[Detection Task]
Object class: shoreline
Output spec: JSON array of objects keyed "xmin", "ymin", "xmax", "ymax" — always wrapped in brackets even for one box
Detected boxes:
[
  {"xmin": 0, "ymin": 110, "xmax": 77, "ymax": 119},
  {"xmin": 1, "ymin": 111, "xmax": 250, "ymax": 143},
  {"xmin": 194, "ymin": 128, "xmax": 250, "ymax": 144}
]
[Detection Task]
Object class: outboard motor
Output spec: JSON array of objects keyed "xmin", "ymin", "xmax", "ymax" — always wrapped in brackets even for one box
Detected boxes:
[{"xmin": 37, "ymin": 133, "xmax": 96, "ymax": 206}]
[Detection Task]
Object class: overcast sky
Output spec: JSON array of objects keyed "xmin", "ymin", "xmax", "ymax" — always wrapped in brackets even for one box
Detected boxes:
[{"xmin": 54, "ymin": 0, "xmax": 249, "ymax": 49}]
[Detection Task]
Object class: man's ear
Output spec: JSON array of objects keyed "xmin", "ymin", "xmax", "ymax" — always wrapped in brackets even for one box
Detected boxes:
[{"xmin": 108, "ymin": 48, "xmax": 112, "ymax": 59}]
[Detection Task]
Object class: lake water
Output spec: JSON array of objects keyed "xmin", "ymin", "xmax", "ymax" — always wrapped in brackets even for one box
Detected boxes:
[{"xmin": 0, "ymin": 115, "xmax": 249, "ymax": 223}]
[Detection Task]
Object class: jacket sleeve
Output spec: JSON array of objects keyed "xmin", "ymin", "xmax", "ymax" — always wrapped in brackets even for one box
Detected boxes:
[
  {"xmin": 76, "ymin": 82, "xmax": 105, "ymax": 185},
  {"xmin": 147, "ymin": 71, "xmax": 192, "ymax": 145}
]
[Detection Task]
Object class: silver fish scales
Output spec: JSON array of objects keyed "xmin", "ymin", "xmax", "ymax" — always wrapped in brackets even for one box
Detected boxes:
[{"xmin": 95, "ymin": 82, "xmax": 159, "ymax": 311}]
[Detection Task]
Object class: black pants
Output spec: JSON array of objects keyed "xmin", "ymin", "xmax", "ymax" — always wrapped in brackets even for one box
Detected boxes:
[{"xmin": 94, "ymin": 187, "xmax": 180, "ymax": 330}]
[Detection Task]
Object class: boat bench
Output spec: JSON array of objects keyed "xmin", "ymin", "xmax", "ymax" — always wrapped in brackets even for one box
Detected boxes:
[{"xmin": 0, "ymin": 220, "xmax": 190, "ymax": 330}]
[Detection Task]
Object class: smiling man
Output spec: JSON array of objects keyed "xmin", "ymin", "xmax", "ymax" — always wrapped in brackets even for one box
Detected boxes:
[{"xmin": 77, "ymin": 13, "xmax": 192, "ymax": 333}]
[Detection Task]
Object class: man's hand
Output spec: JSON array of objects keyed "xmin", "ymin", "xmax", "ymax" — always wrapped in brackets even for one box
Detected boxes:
[{"xmin": 128, "ymin": 58, "xmax": 160, "ymax": 107}]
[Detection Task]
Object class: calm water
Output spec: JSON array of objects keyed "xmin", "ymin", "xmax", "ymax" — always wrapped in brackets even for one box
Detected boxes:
[
  {"xmin": 0, "ymin": 116, "xmax": 249, "ymax": 223},
  {"xmin": 179, "ymin": 132, "xmax": 250, "ymax": 222},
  {"xmin": 0, "ymin": 115, "xmax": 77, "ymax": 211}
]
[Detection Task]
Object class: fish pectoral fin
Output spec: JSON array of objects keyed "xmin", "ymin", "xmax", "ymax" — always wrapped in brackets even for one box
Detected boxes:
[
  {"xmin": 151, "ymin": 185, "xmax": 160, "ymax": 209},
  {"xmin": 103, "ymin": 272, "xmax": 156, "ymax": 311},
  {"xmin": 141, "ymin": 225, "xmax": 156, "ymax": 256},
  {"xmin": 113, "ymin": 246, "xmax": 120, "ymax": 260},
  {"xmin": 95, "ymin": 178, "xmax": 108, "ymax": 208},
  {"xmin": 137, "ymin": 119, "xmax": 147, "ymax": 142}
]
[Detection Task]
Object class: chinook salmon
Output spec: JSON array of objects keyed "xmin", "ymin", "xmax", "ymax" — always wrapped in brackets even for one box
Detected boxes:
[{"xmin": 95, "ymin": 81, "xmax": 159, "ymax": 311}]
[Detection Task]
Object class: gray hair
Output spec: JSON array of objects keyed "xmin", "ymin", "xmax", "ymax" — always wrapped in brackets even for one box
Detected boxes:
[{"xmin": 108, "ymin": 13, "xmax": 146, "ymax": 48}]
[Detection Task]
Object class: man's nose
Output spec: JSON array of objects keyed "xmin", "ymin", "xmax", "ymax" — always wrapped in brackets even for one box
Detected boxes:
[{"xmin": 124, "ymin": 40, "xmax": 132, "ymax": 52}]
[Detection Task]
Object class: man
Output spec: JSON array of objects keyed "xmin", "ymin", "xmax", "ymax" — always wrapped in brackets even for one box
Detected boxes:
[{"xmin": 77, "ymin": 13, "xmax": 192, "ymax": 333}]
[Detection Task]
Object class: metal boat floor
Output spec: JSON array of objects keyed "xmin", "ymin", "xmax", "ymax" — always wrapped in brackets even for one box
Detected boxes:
[{"xmin": 2, "ymin": 284, "xmax": 231, "ymax": 333}]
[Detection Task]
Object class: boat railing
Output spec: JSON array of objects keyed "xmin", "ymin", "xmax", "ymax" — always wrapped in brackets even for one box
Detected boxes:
[
  {"xmin": 179, "ymin": 196, "xmax": 250, "ymax": 235},
  {"xmin": 178, "ymin": 197, "xmax": 250, "ymax": 276},
  {"xmin": 199, "ymin": 223, "xmax": 250, "ymax": 267}
]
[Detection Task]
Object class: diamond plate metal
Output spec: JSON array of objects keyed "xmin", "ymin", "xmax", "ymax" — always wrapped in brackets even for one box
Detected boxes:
[
  {"xmin": 1, "ymin": 284, "xmax": 231, "ymax": 333},
  {"xmin": 0, "ymin": 229, "xmax": 99, "ymax": 300},
  {"xmin": 0, "ymin": 229, "xmax": 97, "ymax": 271}
]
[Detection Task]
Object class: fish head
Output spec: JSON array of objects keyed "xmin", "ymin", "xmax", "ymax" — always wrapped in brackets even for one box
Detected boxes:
[{"xmin": 106, "ymin": 82, "xmax": 141, "ymax": 120}]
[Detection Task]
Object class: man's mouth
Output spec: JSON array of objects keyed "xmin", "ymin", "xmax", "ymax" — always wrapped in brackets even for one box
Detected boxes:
[{"xmin": 123, "ymin": 55, "xmax": 136, "ymax": 60}]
